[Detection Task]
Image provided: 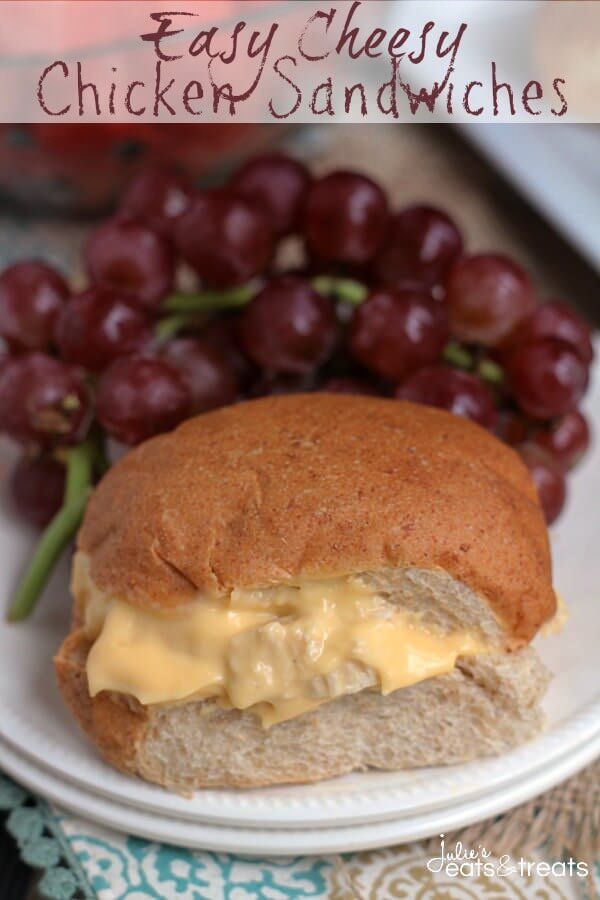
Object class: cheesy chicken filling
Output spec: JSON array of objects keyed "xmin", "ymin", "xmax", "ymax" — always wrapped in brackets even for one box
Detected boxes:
[{"xmin": 74, "ymin": 554, "xmax": 487, "ymax": 727}]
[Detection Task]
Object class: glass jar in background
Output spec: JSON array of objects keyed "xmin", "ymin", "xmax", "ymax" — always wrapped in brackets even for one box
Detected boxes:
[
  {"xmin": 0, "ymin": 0, "xmax": 301, "ymax": 217},
  {"xmin": 0, "ymin": 123, "xmax": 285, "ymax": 217}
]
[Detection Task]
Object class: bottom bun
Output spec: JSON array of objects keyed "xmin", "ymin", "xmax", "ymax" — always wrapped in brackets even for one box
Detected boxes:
[{"xmin": 55, "ymin": 630, "xmax": 549, "ymax": 793}]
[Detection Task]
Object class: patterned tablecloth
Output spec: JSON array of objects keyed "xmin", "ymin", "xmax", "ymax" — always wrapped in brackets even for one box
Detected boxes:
[
  {"xmin": 1, "ymin": 765, "xmax": 599, "ymax": 899},
  {"xmin": 0, "ymin": 125, "xmax": 598, "ymax": 899}
]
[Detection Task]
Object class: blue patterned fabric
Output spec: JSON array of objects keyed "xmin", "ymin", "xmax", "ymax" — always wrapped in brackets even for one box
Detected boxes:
[
  {"xmin": 66, "ymin": 829, "xmax": 331, "ymax": 899},
  {"xmin": 1, "ymin": 771, "xmax": 334, "ymax": 899},
  {"xmin": 3, "ymin": 771, "xmax": 600, "ymax": 899}
]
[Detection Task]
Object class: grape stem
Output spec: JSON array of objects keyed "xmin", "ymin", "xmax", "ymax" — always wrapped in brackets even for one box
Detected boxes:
[
  {"xmin": 155, "ymin": 312, "xmax": 198, "ymax": 342},
  {"xmin": 478, "ymin": 358, "xmax": 505, "ymax": 385},
  {"xmin": 7, "ymin": 489, "xmax": 90, "ymax": 622},
  {"xmin": 7, "ymin": 440, "xmax": 95, "ymax": 623},
  {"xmin": 162, "ymin": 282, "xmax": 258, "ymax": 313},
  {"xmin": 311, "ymin": 275, "xmax": 368, "ymax": 305},
  {"xmin": 65, "ymin": 440, "xmax": 94, "ymax": 503},
  {"xmin": 443, "ymin": 341, "xmax": 474, "ymax": 370},
  {"xmin": 161, "ymin": 276, "xmax": 368, "ymax": 318}
]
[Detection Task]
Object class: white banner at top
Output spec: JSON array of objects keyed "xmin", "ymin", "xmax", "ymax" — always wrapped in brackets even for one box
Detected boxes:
[{"xmin": 0, "ymin": 0, "xmax": 598, "ymax": 123}]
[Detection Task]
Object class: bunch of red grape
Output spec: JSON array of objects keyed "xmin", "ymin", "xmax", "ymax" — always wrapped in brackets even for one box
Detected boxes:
[{"xmin": 0, "ymin": 153, "xmax": 595, "ymax": 618}]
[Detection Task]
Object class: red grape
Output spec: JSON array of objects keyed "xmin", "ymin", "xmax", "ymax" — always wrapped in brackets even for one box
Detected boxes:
[
  {"xmin": 319, "ymin": 376, "xmax": 379, "ymax": 396},
  {"xmin": 445, "ymin": 254, "xmax": 536, "ymax": 346},
  {"xmin": 348, "ymin": 287, "xmax": 448, "ymax": 382},
  {"xmin": 395, "ymin": 365, "xmax": 496, "ymax": 429},
  {"xmin": 518, "ymin": 443, "xmax": 567, "ymax": 524},
  {"xmin": 201, "ymin": 317, "xmax": 257, "ymax": 389},
  {"xmin": 304, "ymin": 171, "xmax": 389, "ymax": 264},
  {"xmin": 161, "ymin": 337, "xmax": 238, "ymax": 414},
  {"xmin": 118, "ymin": 166, "xmax": 193, "ymax": 237},
  {"xmin": 232, "ymin": 154, "xmax": 311, "ymax": 236},
  {"xmin": 506, "ymin": 300, "xmax": 594, "ymax": 365},
  {"xmin": 505, "ymin": 339, "xmax": 588, "ymax": 420},
  {"xmin": 175, "ymin": 189, "xmax": 273, "ymax": 288},
  {"xmin": 0, "ymin": 353, "xmax": 91, "ymax": 446},
  {"xmin": 54, "ymin": 286, "xmax": 152, "ymax": 373},
  {"xmin": 532, "ymin": 409, "xmax": 591, "ymax": 469},
  {"xmin": 373, "ymin": 205, "xmax": 463, "ymax": 288},
  {"xmin": 0, "ymin": 261, "xmax": 69, "ymax": 352},
  {"xmin": 96, "ymin": 356, "xmax": 190, "ymax": 445},
  {"xmin": 0, "ymin": 341, "xmax": 10, "ymax": 373},
  {"xmin": 493, "ymin": 408, "xmax": 530, "ymax": 446},
  {"xmin": 239, "ymin": 276, "xmax": 338, "ymax": 374},
  {"xmin": 10, "ymin": 454, "xmax": 65, "ymax": 528},
  {"xmin": 248, "ymin": 371, "xmax": 317, "ymax": 398},
  {"xmin": 85, "ymin": 218, "xmax": 175, "ymax": 310}
]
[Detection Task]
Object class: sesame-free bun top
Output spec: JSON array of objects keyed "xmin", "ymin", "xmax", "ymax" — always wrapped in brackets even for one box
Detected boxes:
[{"xmin": 77, "ymin": 394, "xmax": 555, "ymax": 644}]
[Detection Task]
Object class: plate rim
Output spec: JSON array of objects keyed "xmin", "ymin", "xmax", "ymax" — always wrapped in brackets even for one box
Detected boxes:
[{"xmin": 2, "ymin": 731, "xmax": 599, "ymax": 856}]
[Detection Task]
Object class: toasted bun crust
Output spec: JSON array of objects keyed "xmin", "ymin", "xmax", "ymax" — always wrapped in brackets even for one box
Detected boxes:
[{"xmin": 78, "ymin": 394, "xmax": 555, "ymax": 643}]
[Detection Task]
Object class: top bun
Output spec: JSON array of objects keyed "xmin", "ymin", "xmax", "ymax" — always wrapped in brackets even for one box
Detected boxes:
[{"xmin": 77, "ymin": 394, "xmax": 555, "ymax": 644}]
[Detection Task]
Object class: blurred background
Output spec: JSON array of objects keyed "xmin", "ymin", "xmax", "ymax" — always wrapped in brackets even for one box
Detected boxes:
[{"xmin": 0, "ymin": 0, "xmax": 598, "ymax": 293}]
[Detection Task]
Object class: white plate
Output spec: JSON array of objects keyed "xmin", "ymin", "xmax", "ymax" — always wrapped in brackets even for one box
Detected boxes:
[
  {"xmin": 0, "ymin": 360, "xmax": 599, "ymax": 831},
  {"xmin": 2, "ymin": 729, "xmax": 599, "ymax": 856}
]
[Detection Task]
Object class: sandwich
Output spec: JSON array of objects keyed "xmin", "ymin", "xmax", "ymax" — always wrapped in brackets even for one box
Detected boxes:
[{"xmin": 55, "ymin": 394, "xmax": 555, "ymax": 791}]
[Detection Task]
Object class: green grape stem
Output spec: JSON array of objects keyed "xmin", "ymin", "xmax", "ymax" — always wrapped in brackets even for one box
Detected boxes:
[
  {"xmin": 7, "ymin": 490, "xmax": 90, "ymax": 622},
  {"xmin": 443, "ymin": 341, "xmax": 474, "ymax": 370},
  {"xmin": 478, "ymin": 358, "xmax": 505, "ymax": 385},
  {"xmin": 64, "ymin": 440, "xmax": 95, "ymax": 504},
  {"xmin": 162, "ymin": 282, "xmax": 258, "ymax": 313},
  {"xmin": 311, "ymin": 275, "xmax": 368, "ymax": 305},
  {"xmin": 7, "ymin": 441, "xmax": 95, "ymax": 623},
  {"xmin": 154, "ymin": 312, "xmax": 201, "ymax": 342}
]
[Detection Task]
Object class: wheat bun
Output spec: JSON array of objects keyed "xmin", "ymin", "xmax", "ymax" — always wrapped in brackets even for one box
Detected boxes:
[
  {"xmin": 77, "ymin": 394, "xmax": 555, "ymax": 644},
  {"xmin": 55, "ymin": 630, "xmax": 550, "ymax": 791},
  {"xmin": 56, "ymin": 395, "xmax": 556, "ymax": 790}
]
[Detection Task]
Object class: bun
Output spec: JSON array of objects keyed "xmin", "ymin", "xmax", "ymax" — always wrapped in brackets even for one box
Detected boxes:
[
  {"xmin": 77, "ymin": 394, "xmax": 555, "ymax": 644},
  {"xmin": 55, "ymin": 629, "xmax": 549, "ymax": 792},
  {"xmin": 56, "ymin": 395, "xmax": 556, "ymax": 790}
]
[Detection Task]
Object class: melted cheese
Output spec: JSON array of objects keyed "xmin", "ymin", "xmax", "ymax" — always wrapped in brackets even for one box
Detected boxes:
[
  {"xmin": 86, "ymin": 603, "xmax": 273, "ymax": 706},
  {"xmin": 351, "ymin": 620, "xmax": 483, "ymax": 694},
  {"xmin": 77, "ymin": 554, "xmax": 488, "ymax": 727}
]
